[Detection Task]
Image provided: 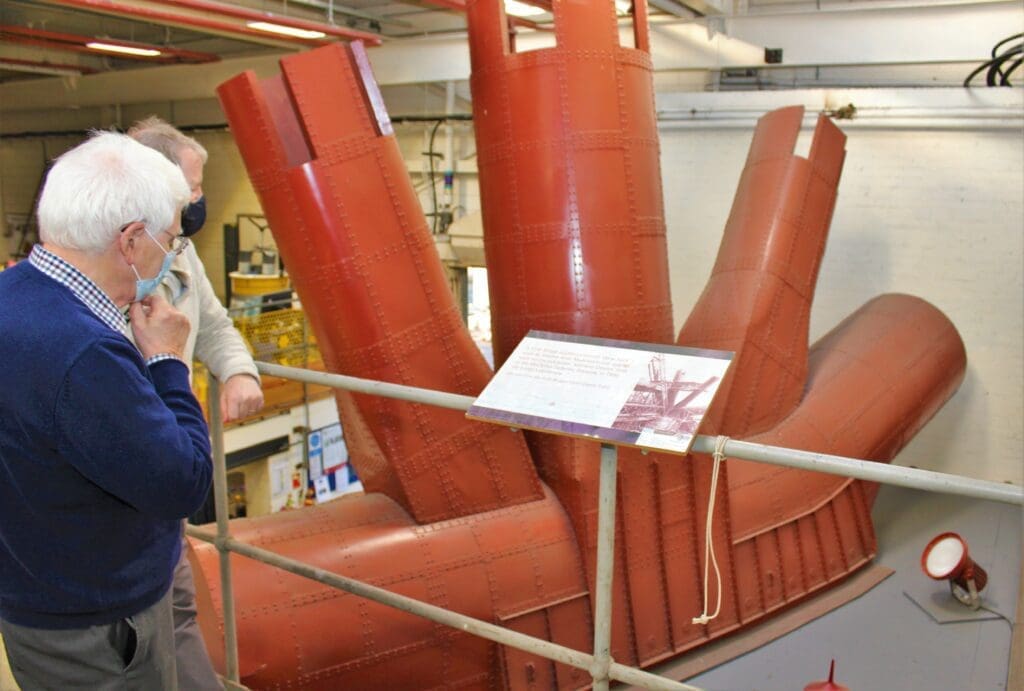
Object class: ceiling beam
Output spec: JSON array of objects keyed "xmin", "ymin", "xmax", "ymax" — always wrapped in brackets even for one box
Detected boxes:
[
  {"xmin": 31, "ymin": 0, "xmax": 378, "ymax": 50},
  {"xmin": 648, "ymin": 0, "xmax": 700, "ymax": 17},
  {"xmin": 33, "ymin": 0, "xmax": 315, "ymax": 49},
  {"xmin": 417, "ymin": 0, "xmax": 546, "ymax": 30},
  {"xmin": 150, "ymin": 0, "xmax": 382, "ymax": 44},
  {"xmin": 275, "ymin": 0, "xmax": 412, "ymax": 28},
  {"xmin": 0, "ymin": 24, "xmax": 220, "ymax": 63},
  {"xmin": 0, "ymin": 51, "xmax": 287, "ymax": 112},
  {"xmin": 0, "ymin": 57, "xmax": 98, "ymax": 76}
]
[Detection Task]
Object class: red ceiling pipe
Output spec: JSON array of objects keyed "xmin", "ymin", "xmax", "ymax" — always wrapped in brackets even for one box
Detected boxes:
[
  {"xmin": 38, "ymin": 0, "xmax": 340, "ymax": 48},
  {"xmin": 0, "ymin": 24, "xmax": 219, "ymax": 62},
  {"xmin": 150, "ymin": 0, "xmax": 382, "ymax": 44}
]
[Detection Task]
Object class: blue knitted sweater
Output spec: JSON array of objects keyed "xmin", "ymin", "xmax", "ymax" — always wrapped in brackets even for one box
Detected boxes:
[{"xmin": 0, "ymin": 261, "xmax": 212, "ymax": 629}]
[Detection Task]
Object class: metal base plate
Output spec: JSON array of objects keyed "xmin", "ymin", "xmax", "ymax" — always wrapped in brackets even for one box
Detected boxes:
[{"xmin": 903, "ymin": 584, "xmax": 1003, "ymax": 624}]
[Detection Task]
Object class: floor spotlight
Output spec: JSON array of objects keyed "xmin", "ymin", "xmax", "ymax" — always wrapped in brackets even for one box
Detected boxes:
[{"xmin": 920, "ymin": 532, "xmax": 988, "ymax": 609}]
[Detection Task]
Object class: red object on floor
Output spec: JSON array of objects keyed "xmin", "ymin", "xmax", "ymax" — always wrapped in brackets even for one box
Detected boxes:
[
  {"xmin": 805, "ymin": 660, "xmax": 851, "ymax": 691},
  {"xmin": 191, "ymin": 1, "xmax": 966, "ymax": 687}
]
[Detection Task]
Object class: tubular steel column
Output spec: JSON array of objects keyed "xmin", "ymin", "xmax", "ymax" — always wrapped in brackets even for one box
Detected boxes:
[
  {"xmin": 207, "ymin": 375, "xmax": 239, "ymax": 683},
  {"xmin": 592, "ymin": 444, "xmax": 619, "ymax": 691}
]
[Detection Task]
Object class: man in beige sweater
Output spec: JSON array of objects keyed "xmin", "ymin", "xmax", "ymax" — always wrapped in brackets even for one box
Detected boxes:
[{"xmin": 130, "ymin": 117, "xmax": 264, "ymax": 690}]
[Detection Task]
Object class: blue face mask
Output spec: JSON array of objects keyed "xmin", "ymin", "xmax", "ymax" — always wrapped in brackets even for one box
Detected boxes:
[
  {"xmin": 132, "ymin": 229, "xmax": 175, "ymax": 302},
  {"xmin": 180, "ymin": 196, "xmax": 206, "ymax": 237}
]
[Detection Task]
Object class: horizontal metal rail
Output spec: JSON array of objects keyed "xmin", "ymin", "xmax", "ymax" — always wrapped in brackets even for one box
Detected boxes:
[
  {"xmin": 256, "ymin": 361, "xmax": 1024, "ymax": 506},
  {"xmin": 688, "ymin": 436, "xmax": 1023, "ymax": 505},
  {"xmin": 198, "ymin": 358, "xmax": 1021, "ymax": 691},
  {"xmin": 185, "ymin": 526, "xmax": 700, "ymax": 691}
]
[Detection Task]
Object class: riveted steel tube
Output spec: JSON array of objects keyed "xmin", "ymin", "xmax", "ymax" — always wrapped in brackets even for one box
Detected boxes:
[{"xmin": 184, "ymin": 527, "xmax": 701, "ymax": 691}]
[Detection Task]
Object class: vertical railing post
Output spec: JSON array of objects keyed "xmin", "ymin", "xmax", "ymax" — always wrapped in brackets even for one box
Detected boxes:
[
  {"xmin": 207, "ymin": 374, "xmax": 239, "ymax": 683},
  {"xmin": 591, "ymin": 444, "xmax": 619, "ymax": 691}
]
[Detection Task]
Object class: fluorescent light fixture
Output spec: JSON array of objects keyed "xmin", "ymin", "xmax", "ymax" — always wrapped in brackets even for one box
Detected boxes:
[
  {"xmin": 615, "ymin": 0, "xmax": 633, "ymax": 14},
  {"xmin": 246, "ymin": 21, "xmax": 326, "ymax": 39},
  {"xmin": 504, "ymin": 0, "xmax": 546, "ymax": 18},
  {"xmin": 86, "ymin": 41, "xmax": 161, "ymax": 57}
]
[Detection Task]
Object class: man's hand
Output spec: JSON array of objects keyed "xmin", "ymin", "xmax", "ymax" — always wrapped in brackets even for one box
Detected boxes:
[
  {"xmin": 221, "ymin": 374, "xmax": 264, "ymax": 422},
  {"xmin": 129, "ymin": 295, "xmax": 190, "ymax": 361}
]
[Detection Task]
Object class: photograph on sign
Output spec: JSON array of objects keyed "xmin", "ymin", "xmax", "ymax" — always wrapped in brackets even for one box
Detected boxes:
[{"xmin": 467, "ymin": 331, "xmax": 733, "ymax": 454}]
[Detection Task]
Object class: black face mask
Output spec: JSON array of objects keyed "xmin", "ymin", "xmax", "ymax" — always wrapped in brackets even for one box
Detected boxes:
[{"xmin": 180, "ymin": 196, "xmax": 207, "ymax": 237}]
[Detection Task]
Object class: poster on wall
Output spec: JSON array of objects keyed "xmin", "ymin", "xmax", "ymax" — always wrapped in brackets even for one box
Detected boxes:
[
  {"xmin": 320, "ymin": 422, "xmax": 348, "ymax": 475},
  {"xmin": 307, "ymin": 429, "xmax": 324, "ymax": 481},
  {"xmin": 467, "ymin": 331, "xmax": 733, "ymax": 455},
  {"xmin": 307, "ymin": 422, "xmax": 353, "ymax": 498}
]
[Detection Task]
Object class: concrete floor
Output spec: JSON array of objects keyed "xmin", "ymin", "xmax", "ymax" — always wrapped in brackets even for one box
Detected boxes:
[{"xmin": 683, "ymin": 484, "xmax": 1022, "ymax": 691}]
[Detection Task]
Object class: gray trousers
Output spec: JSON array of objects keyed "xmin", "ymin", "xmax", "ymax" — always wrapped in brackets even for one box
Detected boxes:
[
  {"xmin": 0, "ymin": 588, "xmax": 176, "ymax": 691},
  {"xmin": 171, "ymin": 537, "xmax": 223, "ymax": 691}
]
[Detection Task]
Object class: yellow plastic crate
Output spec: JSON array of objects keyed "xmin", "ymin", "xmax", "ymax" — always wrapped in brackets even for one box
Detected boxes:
[
  {"xmin": 233, "ymin": 307, "xmax": 319, "ymax": 368},
  {"xmin": 229, "ymin": 271, "xmax": 290, "ymax": 297}
]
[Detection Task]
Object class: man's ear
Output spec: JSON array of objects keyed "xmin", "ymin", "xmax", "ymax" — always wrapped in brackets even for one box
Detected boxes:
[{"xmin": 117, "ymin": 221, "xmax": 146, "ymax": 262}]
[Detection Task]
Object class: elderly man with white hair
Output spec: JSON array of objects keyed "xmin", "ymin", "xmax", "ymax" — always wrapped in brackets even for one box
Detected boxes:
[{"xmin": 0, "ymin": 131, "xmax": 213, "ymax": 689}]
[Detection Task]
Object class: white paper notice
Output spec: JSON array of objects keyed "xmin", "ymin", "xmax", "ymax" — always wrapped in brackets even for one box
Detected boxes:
[
  {"xmin": 314, "ymin": 475, "xmax": 331, "ymax": 503},
  {"xmin": 320, "ymin": 423, "xmax": 348, "ymax": 474},
  {"xmin": 271, "ymin": 456, "xmax": 290, "ymax": 497},
  {"xmin": 469, "ymin": 331, "xmax": 733, "ymax": 455}
]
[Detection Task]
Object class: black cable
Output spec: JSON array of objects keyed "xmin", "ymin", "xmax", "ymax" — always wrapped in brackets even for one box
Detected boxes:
[
  {"xmin": 964, "ymin": 59, "xmax": 991, "ymax": 87},
  {"xmin": 989, "ymin": 33, "xmax": 1023, "ymax": 84},
  {"xmin": 1002, "ymin": 58, "xmax": 1023, "ymax": 86},
  {"xmin": 966, "ymin": 34, "xmax": 1023, "ymax": 87},
  {"xmin": 987, "ymin": 46, "xmax": 1023, "ymax": 86},
  {"xmin": 425, "ymin": 119, "xmax": 443, "ymax": 235},
  {"xmin": 991, "ymin": 33, "xmax": 1023, "ymax": 59}
]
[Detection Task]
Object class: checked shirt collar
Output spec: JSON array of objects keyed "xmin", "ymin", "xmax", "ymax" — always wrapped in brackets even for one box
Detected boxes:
[{"xmin": 29, "ymin": 245, "xmax": 127, "ymax": 336}]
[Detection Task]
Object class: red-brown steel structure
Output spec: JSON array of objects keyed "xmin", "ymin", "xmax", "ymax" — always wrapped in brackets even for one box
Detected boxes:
[{"xmin": 192, "ymin": 1, "xmax": 966, "ymax": 687}]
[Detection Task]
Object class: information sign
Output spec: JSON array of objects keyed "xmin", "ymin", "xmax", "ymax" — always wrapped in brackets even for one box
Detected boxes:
[{"xmin": 468, "ymin": 331, "xmax": 733, "ymax": 455}]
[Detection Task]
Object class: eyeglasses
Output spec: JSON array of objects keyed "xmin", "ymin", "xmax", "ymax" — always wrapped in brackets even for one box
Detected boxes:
[{"xmin": 119, "ymin": 222, "xmax": 190, "ymax": 257}]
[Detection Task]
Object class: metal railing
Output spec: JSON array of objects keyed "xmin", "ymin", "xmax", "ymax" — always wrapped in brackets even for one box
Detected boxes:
[{"xmin": 187, "ymin": 362, "xmax": 1023, "ymax": 691}]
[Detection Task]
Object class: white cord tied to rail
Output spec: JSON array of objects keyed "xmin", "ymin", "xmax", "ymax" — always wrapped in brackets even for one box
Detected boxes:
[{"xmin": 692, "ymin": 435, "xmax": 728, "ymax": 626}]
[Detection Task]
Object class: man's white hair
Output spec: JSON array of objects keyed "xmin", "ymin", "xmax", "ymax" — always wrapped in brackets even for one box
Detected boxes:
[{"xmin": 37, "ymin": 131, "xmax": 190, "ymax": 253}]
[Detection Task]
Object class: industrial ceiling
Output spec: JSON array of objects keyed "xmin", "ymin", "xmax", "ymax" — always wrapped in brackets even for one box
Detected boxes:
[
  {"xmin": 0, "ymin": 0, "xmax": 1020, "ymax": 113},
  {"xmin": 0, "ymin": 0, "xmax": 650, "ymax": 83}
]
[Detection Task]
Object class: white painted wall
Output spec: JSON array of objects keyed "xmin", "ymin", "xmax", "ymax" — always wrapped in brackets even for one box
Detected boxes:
[{"xmin": 660, "ymin": 97, "xmax": 1022, "ymax": 485}]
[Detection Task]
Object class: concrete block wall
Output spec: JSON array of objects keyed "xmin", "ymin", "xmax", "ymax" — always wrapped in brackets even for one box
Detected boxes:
[{"xmin": 661, "ymin": 124, "xmax": 1023, "ymax": 485}]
